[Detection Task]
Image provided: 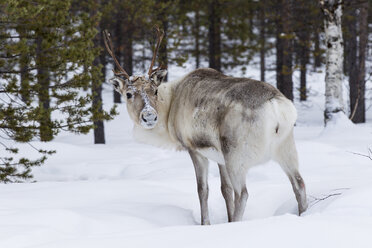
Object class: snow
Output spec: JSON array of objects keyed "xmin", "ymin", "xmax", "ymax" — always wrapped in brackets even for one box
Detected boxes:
[{"xmin": 1, "ymin": 64, "xmax": 372, "ymax": 248}]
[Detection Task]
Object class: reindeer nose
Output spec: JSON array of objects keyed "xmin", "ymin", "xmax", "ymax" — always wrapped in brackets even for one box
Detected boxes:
[{"xmin": 140, "ymin": 109, "xmax": 158, "ymax": 128}]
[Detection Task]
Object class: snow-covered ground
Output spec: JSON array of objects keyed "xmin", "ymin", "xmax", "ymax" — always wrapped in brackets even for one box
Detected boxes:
[{"xmin": 1, "ymin": 65, "xmax": 372, "ymax": 248}]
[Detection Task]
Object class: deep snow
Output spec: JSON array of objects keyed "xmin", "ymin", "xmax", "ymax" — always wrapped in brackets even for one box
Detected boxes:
[{"xmin": 1, "ymin": 64, "xmax": 372, "ymax": 248}]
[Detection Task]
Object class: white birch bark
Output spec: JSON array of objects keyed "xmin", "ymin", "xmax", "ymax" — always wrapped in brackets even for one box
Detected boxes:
[{"xmin": 320, "ymin": 0, "xmax": 345, "ymax": 125}]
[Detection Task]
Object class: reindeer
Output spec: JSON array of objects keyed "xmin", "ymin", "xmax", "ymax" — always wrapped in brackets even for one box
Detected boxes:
[{"xmin": 103, "ymin": 27, "xmax": 308, "ymax": 225}]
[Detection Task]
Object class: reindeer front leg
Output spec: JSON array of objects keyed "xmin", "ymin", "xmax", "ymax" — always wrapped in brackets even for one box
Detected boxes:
[{"xmin": 188, "ymin": 150, "xmax": 210, "ymax": 225}]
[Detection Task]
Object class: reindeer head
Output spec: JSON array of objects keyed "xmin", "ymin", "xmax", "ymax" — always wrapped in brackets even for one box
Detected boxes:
[{"xmin": 103, "ymin": 26, "xmax": 167, "ymax": 129}]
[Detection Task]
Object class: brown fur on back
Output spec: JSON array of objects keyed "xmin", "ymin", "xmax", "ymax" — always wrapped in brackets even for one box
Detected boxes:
[
  {"xmin": 175, "ymin": 68, "xmax": 281, "ymax": 110},
  {"xmin": 167, "ymin": 68, "xmax": 283, "ymax": 151}
]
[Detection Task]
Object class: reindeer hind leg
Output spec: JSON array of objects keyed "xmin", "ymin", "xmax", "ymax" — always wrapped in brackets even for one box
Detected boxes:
[
  {"xmin": 274, "ymin": 132, "xmax": 308, "ymax": 215},
  {"xmin": 218, "ymin": 163, "xmax": 235, "ymax": 222}
]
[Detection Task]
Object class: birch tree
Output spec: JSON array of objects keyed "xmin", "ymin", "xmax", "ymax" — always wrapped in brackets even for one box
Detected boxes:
[{"xmin": 320, "ymin": 0, "xmax": 345, "ymax": 124}]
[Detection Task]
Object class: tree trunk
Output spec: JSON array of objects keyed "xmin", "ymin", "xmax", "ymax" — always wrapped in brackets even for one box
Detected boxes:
[
  {"xmin": 294, "ymin": 0, "xmax": 311, "ymax": 101},
  {"xmin": 208, "ymin": 0, "xmax": 221, "ymax": 72},
  {"xmin": 276, "ymin": 0, "xmax": 293, "ymax": 101},
  {"xmin": 17, "ymin": 28, "xmax": 31, "ymax": 104},
  {"xmin": 350, "ymin": 1, "xmax": 368, "ymax": 123},
  {"xmin": 36, "ymin": 36, "xmax": 53, "ymax": 142},
  {"xmin": 123, "ymin": 28, "xmax": 133, "ymax": 77},
  {"xmin": 99, "ymin": 28, "xmax": 107, "ymax": 85},
  {"xmin": 299, "ymin": 45, "xmax": 308, "ymax": 101},
  {"xmin": 312, "ymin": 3, "xmax": 323, "ymax": 71},
  {"xmin": 248, "ymin": 0, "xmax": 254, "ymax": 40},
  {"xmin": 194, "ymin": 10, "xmax": 201, "ymax": 69},
  {"xmin": 259, "ymin": 0, "xmax": 266, "ymax": 82},
  {"xmin": 320, "ymin": 0, "xmax": 345, "ymax": 125},
  {"xmin": 313, "ymin": 28, "xmax": 322, "ymax": 70},
  {"xmin": 159, "ymin": 19, "xmax": 168, "ymax": 81},
  {"xmin": 276, "ymin": 18, "xmax": 284, "ymax": 91},
  {"xmin": 92, "ymin": 74, "xmax": 106, "ymax": 144},
  {"xmin": 347, "ymin": 7, "xmax": 358, "ymax": 121},
  {"xmin": 20, "ymin": 51, "xmax": 30, "ymax": 103},
  {"xmin": 342, "ymin": 6, "xmax": 352, "ymax": 76},
  {"xmin": 92, "ymin": 32, "xmax": 105, "ymax": 144},
  {"xmin": 113, "ymin": 19, "xmax": 122, "ymax": 103},
  {"xmin": 298, "ymin": 28, "xmax": 310, "ymax": 101}
]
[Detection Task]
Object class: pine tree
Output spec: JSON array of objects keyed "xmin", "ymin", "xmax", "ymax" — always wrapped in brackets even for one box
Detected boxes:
[{"xmin": 0, "ymin": 0, "xmax": 116, "ymax": 182}]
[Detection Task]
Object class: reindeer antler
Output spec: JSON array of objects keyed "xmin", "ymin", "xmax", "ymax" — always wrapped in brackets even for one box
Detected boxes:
[
  {"xmin": 148, "ymin": 25, "xmax": 165, "ymax": 77},
  {"xmin": 103, "ymin": 30, "xmax": 130, "ymax": 79}
]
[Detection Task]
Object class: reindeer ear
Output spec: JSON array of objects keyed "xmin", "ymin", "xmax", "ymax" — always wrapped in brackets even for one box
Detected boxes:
[
  {"xmin": 109, "ymin": 77, "xmax": 128, "ymax": 93},
  {"xmin": 150, "ymin": 69, "xmax": 167, "ymax": 86}
]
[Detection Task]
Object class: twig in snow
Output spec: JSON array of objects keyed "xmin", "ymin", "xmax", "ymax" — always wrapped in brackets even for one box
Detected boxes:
[
  {"xmin": 347, "ymin": 148, "xmax": 372, "ymax": 161},
  {"xmin": 308, "ymin": 188, "xmax": 350, "ymax": 208}
]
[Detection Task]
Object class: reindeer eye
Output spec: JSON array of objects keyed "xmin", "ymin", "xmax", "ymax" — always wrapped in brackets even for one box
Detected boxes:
[
  {"xmin": 126, "ymin": 93, "xmax": 132, "ymax": 99},
  {"xmin": 154, "ymin": 90, "xmax": 158, "ymax": 96}
]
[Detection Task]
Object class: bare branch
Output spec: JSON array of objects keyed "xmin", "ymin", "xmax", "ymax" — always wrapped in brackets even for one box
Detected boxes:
[
  {"xmin": 347, "ymin": 148, "xmax": 372, "ymax": 160},
  {"xmin": 308, "ymin": 188, "xmax": 350, "ymax": 208}
]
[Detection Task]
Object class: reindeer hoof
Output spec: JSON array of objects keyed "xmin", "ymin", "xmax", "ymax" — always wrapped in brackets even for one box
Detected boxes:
[
  {"xmin": 298, "ymin": 202, "xmax": 308, "ymax": 216},
  {"xmin": 201, "ymin": 220, "xmax": 211, "ymax": 225}
]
